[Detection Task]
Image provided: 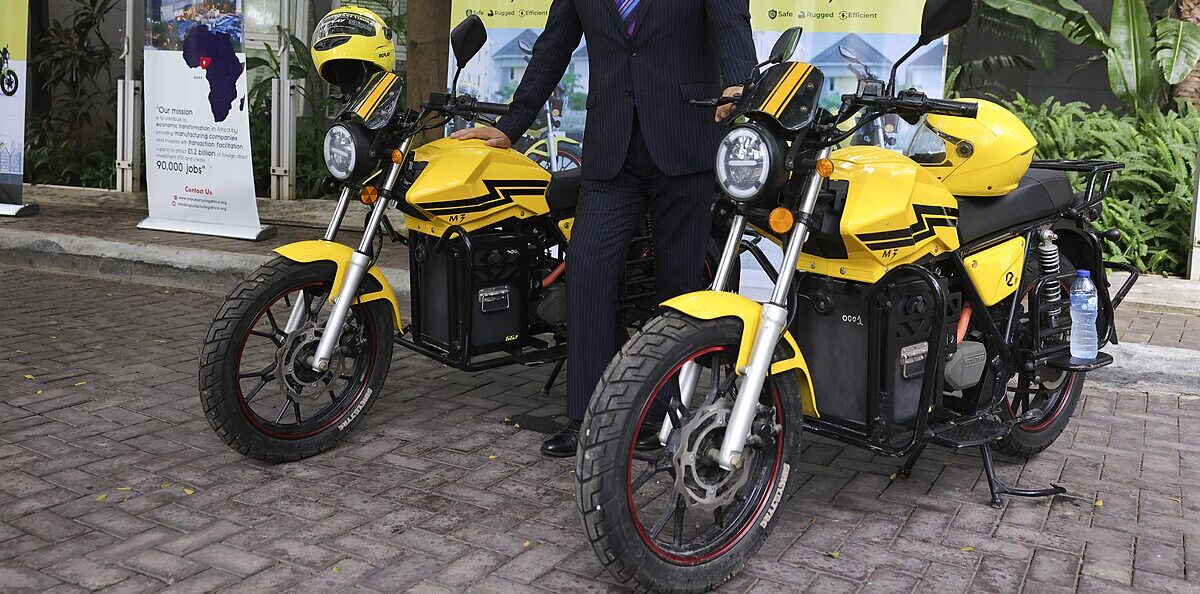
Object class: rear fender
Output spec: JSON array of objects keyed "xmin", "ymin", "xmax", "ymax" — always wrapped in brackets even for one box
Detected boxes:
[
  {"xmin": 661, "ymin": 291, "xmax": 819, "ymax": 417},
  {"xmin": 273, "ymin": 240, "xmax": 402, "ymax": 327}
]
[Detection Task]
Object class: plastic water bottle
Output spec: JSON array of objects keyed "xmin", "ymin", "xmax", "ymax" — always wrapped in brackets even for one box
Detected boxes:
[{"xmin": 1069, "ymin": 270, "xmax": 1099, "ymax": 361}]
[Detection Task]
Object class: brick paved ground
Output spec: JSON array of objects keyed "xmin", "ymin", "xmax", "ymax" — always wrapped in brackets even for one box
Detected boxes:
[
  {"xmin": 1, "ymin": 265, "xmax": 1197, "ymax": 593},
  {"xmin": 1115, "ymin": 309, "xmax": 1200, "ymax": 351}
]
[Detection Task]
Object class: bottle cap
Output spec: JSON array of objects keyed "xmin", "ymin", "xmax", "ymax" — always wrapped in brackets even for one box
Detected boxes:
[{"xmin": 1077, "ymin": 270, "xmax": 1090, "ymax": 278}]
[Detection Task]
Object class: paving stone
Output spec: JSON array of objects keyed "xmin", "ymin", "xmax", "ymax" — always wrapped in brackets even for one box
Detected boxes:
[{"xmin": 1, "ymin": 268, "xmax": 1197, "ymax": 592}]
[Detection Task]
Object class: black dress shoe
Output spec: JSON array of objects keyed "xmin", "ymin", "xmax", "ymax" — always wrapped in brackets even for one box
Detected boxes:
[
  {"xmin": 636, "ymin": 419, "xmax": 665, "ymax": 451},
  {"xmin": 542, "ymin": 419, "xmax": 582, "ymax": 458}
]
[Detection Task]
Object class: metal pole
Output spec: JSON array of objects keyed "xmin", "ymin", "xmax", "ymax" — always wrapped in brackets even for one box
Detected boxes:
[
  {"xmin": 116, "ymin": 0, "xmax": 142, "ymax": 192},
  {"xmin": 270, "ymin": 0, "xmax": 295, "ymax": 200},
  {"xmin": 1189, "ymin": 126, "xmax": 1200, "ymax": 281}
]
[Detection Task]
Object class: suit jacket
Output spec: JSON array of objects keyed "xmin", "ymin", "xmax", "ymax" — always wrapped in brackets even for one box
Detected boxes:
[{"xmin": 494, "ymin": 0, "xmax": 756, "ymax": 181}]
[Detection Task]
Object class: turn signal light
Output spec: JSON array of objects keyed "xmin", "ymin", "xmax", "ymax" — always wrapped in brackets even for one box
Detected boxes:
[
  {"xmin": 815, "ymin": 158, "xmax": 834, "ymax": 178},
  {"xmin": 391, "ymin": 149, "xmax": 405, "ymax": 164},
  {"xmin": 768, "ymin": 207, "xmax": 795, "ymax": 234},
  {"xmin": 360, "ymin": 185, "xmax": 379, "ymax": 205}
]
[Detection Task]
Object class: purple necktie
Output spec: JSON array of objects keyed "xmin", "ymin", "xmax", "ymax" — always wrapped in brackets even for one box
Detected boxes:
[{"xmin": 615, "ymin": 0, "xmax": 639, "ymax": 36}]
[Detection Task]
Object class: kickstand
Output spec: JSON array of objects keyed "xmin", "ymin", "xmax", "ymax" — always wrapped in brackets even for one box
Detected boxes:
[
  {"xmin": 979, "ymin": 445, "xmax": 1065, "ymax": 508},
  {"xmin": 898, "ymin": 443, "xmax": 927, "ymax": 478},
  {"xmin": 539, "ymin": 359, "xmax": 566, "ymax": 398}
]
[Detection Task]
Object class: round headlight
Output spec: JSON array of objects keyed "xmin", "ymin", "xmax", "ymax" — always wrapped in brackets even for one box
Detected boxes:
[
  {"xmin": 717, "ymin": 126, "xmax": 776, "ymax": 202},
  {"xmin": 324, "ymin": 124, "xmax": 358, "ymax": 180}
]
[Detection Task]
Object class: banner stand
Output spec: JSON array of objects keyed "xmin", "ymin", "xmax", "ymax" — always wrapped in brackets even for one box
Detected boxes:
[
  {"xmin": 0, "ymin": 202, "xmax": 38, "ymax": 217},
  {"xmin": 138, "ymin": 217, "xmax": 275, "ymax": 241}
]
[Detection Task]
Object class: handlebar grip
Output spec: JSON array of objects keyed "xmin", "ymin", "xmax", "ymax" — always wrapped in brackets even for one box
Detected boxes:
[
  {"xmin": 925, "ymin": 98, "xmax": 977, "ymax": 118},
  {"xmin": 472, "ymin": 101, "xmax": 511, "ymax": 117}
]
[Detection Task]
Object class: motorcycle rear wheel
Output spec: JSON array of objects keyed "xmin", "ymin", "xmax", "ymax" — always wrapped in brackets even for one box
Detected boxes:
[
  {"xmin": 578, "ymin": 313, "xmax": 803, "ymax": 593},
  {"xmin": 993, "ymin": 256, "xmax": 1085, "ymax": 458},
  {"xmin": 199, "ymin": 258, "xmax": 393, "ymax": 462}
]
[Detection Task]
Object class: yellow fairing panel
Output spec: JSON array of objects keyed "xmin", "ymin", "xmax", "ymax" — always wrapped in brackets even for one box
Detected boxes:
[
  {"xmin": 405, "ymin": 138, "xmax": 551, "ymax": 236},
  {"xmin": 661, "ymin": 291, "xmax": 818, "ymax": 418},
  {"xmin": 797, "ymin": 146, "xmax": 961, "ymax": 284},
  {"xmin": 273, "ymin": 241, "xmax": 402, "ymax": 326},
  {"xmin": 964, "ymin": 236, "xmax": 1026, "ymax": 306}
]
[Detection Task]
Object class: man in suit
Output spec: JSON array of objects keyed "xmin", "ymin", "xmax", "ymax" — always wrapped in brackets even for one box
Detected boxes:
[{"xmin": 453, "ymin": 0, "xmax": 756, "ymax": 457}]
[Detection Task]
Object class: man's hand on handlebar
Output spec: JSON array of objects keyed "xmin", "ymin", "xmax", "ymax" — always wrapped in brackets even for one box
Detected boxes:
[
  {"xmin": 716, "ymin": 86, "xmax": 742, "ymax": 123},
  {"xmin": 450, "ymin": 126, "xmax": 513, "ymax": 149}
]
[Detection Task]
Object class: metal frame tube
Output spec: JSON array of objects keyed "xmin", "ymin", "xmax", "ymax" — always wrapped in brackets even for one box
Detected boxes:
[{"xmin": 712, "ymin": 214, "xmax": 747, "ymax": 292}]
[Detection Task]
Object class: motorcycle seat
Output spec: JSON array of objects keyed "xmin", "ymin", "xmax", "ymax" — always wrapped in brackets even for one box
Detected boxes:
[
  {"xmin": 956, "ymin": 169, "xmax": 1075, "ymax": 245},
  {"xmin": 546, "ymin": 168, "xmax": 582, "ymax": 216}
]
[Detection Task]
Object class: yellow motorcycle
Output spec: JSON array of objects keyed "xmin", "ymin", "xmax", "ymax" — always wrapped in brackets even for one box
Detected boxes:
[
  {"xmin": 576, "ymin": 1, "xmax": 1137, "ymax": 590},
  {"xmin": 198, "ymin": 16, "xmax": 727, "ymax": 462}
]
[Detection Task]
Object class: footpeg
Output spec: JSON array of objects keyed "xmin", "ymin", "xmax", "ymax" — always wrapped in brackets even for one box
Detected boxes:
[
  {"xmin": 931, "ymin": 418, "xmax": 1007, "ymax": 449},
  {"xmin": 1013, "ymin": 408, "xmax": 1044, "ymax": 425}
]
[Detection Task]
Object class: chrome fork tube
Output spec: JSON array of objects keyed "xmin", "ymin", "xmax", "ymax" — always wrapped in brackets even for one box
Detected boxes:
[
  {"xmin": 717, "ymin": 147, "xmax": 830, "ymax": 470},
  {"xmin": 658, "ymin": 213, "xmax": 748, "ymax": 446},
  {"xmin": 323, "ymin": 186, "xmax": 354, "ymax": 242},
  {"xmin": 310, "ymin": 158, "xmax": 404, "ymax": 372},
  {"xmin": 283, "ymin": 187, "xmax": 356, "ymax": 335}
]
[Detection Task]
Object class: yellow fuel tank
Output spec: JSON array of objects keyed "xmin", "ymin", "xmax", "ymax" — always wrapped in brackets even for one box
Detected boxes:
[
  {"xmin": 797, "ymin": 146, "xmax": 961, "ymax": 284},
  {"xmin": 404, "ymin": 138, "xmax": 552, "ymax": 237}
]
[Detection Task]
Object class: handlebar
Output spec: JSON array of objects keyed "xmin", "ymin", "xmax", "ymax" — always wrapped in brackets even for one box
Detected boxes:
[
  {"xmin": 855, "ymin": 91, "xmax": 977, "ymax": 119},
  {"xmin": 688, "ymin": 95, "xmax": 741, "ymax": 108},
  {"xmin": 426, "ymin": 92, "xmax": 511, "ymax": 118}
]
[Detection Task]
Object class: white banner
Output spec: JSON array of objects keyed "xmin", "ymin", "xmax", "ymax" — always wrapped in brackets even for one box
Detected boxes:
[
  {"xmin": 0, "ymin": 0, "xmax": 35, "ymax": 216},
  {"xmin": 141, "ymin": 2, "xmax": 270, "ymax": 240}
]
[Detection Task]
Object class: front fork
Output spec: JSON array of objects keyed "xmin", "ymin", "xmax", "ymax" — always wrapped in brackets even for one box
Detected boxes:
[
  {"xmin": 661, "ymin": 148, "xmax": 831, "ymax": 471},
  {"xmin": 298, "ymin": 140, "xmax": 410, "ymax": 372}
]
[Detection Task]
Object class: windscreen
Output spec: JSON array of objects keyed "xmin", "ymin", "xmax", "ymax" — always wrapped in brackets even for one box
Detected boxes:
[{"xmin": 733, "ymin": 62, "xmax": 824, "ymax": 132}]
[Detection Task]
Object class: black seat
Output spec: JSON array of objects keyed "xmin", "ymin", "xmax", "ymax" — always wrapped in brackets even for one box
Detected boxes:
[
  {"xmin": 546, "ymin": 168, "xmax": 582, "ymax": 216},
  {"xmin": 956, "ymin": 169, "xmax": 1075, "ymax": 244}
]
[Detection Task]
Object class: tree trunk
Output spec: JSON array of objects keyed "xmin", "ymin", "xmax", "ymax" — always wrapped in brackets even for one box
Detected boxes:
[
  {"xmin": 1177, "ymin": 0, "xmax": 1200, "ymax": 103},
  {"xmin": 406, "ymin": 2, "xmax": 450, "ymax": 144}
]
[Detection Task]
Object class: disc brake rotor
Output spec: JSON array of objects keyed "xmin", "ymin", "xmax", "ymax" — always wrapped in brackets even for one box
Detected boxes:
[
  {"xmin": 671, "ymin": 400, "xmax": 755, "ymax": 513},
  {"xmin": 275, "ymin": 322, "xmax": 346, "ymax": 401}
]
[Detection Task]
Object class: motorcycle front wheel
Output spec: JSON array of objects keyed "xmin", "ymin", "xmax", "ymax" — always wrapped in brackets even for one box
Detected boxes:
[
  {"xmin": 1, "ymin": 71, "xmax": 17, "ymax": 97},
  {"xmin": 578, "ymin": 313, "xmax": 803, "ymax": 593},
  {"xmin": 199, "ymin": 258, "xmax": 394, "ymax": 462}
]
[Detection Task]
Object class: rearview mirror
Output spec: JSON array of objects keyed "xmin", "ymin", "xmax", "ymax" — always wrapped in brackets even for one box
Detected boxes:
[
  {"xmin": 918, "ymin": 0, "xmax": 972, "ymax": 44},
  {"xmin": 768, "ymin": 27, "xmax": 803, "ymax": 65},
  {"xmin": 451, "ymin": 15, "xmax": 487, "ymax": 68},
  {"xmin": 838, "ymin": 46, "xmax": 860, "ymax": 64}
]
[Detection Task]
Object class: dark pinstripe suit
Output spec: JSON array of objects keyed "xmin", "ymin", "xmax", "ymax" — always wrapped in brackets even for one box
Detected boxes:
[{"xmin": 495, "ymin": 0, "xmax": 756, "ymax": 421}]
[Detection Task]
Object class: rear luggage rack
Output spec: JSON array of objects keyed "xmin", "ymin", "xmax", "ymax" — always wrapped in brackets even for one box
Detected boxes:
[{"xmin": 1029, "ymin": 159, "xmax": 1124, "ymax": 216}]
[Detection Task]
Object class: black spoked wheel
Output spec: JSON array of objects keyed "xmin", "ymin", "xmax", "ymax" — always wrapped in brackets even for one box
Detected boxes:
[
  {"xmin": 1, "ymin": 70, "xmax": 17, "ymax": 97},
  {"xmin": 530, "ymin": 143, "xmax": 582, "ymax": 172},
  {"xmin": 199, "ymin": 258, "xmax": 394, "ymax": 462},
  {"xmin": 579, "ymin": 314, "xmax": 803, "ymax": 593},
  {"xmin": 994, "ymin": 257, "xmax": 1085, "ymax": 458}
]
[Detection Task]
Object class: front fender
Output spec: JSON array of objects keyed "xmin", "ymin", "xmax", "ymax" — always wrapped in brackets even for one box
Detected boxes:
[
  {"xmin": 273, "ymin": 240, "xmax": 402, "ymax": 327},
  {"xmin": 661, "ymin": 291, "xmax": 818, "ymax": 417}
]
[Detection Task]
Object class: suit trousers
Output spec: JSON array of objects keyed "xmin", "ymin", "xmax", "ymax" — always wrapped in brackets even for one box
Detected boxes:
[{"xmin": 565, "ymin": 120, "xmax": 714, "ymax": 421}]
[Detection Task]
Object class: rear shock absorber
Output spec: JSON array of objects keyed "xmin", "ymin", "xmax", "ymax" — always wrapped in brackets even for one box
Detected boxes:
[{"xmin": 1037, "ymin": 227, "xmax": 1062, "ymax": 318}]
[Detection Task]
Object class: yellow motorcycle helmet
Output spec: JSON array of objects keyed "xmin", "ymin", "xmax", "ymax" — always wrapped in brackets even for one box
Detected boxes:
[
  {"xmin": 311, "ymin": 6, "xmax": 395, "ymax": 93},
  {"xmin": 905, "ymin": 98, "xmax": 1037, "ymax": 197}
]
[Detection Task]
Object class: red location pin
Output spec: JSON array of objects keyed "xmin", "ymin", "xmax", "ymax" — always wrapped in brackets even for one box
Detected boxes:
[{"xmin": 199, "ymin": 56, "xmax": 212, "ymax": 69}]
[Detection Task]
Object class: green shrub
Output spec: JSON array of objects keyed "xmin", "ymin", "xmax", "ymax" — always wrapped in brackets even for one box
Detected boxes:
[{"xmin": 1005, "ymin": 95, "xmax": 1198, "ymax": 275}]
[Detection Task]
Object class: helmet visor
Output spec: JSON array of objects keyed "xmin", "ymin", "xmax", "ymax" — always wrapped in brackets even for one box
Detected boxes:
[
  {"xmin": 904, "ymin": 118, "xmax": 949, "ymax": 165},
  {"xmin": 315, "ymin": 13, "xmax": 377, "ymax": 39}
]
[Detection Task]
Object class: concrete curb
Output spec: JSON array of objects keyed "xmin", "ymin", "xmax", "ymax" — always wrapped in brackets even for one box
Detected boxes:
[
  {"xmin": 1109, "ymin": 272, "xmax": 1200, "ymax": 317},
  {"xmin": 0, "ymin": 228, "xmax": 409, "ymax": 298}
]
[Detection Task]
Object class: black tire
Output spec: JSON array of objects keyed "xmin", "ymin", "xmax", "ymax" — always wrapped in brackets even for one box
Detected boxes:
[
  {"xmin": 578, "ymin": 313, "xmax": 804, "ymax": 593},
  {"xmin": 199, "ymin": 258, "xmax": 394, "ymax": 462},
  {"xmin": 1, "ymin": 71, "xmax": 16, "ymax": 97},
  {"xmin": 992, "ymin": 256, "xmax": 1085, "ymax": 458}
]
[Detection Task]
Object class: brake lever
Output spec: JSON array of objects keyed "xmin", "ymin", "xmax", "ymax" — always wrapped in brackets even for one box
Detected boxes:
[{"xmin": 688, "ymin": 95, "xmax": 741, "ymax": 108}]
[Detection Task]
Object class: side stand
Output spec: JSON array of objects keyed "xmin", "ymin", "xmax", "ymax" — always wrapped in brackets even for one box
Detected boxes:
[
  {"xmin": 539, "ymin": 358, "xmax": 565, "ymax": 398},
  {"xmin": 979, "ymin": 444, "xmax": 1065, "ymax": 508},
  {"xmin": 898, "ymin": 443, "xmax": 927, "ymax": 478}
]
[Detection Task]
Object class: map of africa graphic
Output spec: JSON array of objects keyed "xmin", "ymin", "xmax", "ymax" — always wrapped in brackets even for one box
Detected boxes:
[{"xmin": 181, "ymin": 24, "xmax": 244, "ymax": 123}]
